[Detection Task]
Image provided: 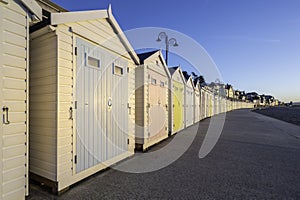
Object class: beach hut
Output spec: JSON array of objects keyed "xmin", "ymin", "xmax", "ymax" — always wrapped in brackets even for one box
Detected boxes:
[
  {"xmin": 0, "ymin": 0, "xmax": 42, "ymax": 199},
  {"xmin": 29, "ymin": 6, "xmax": 139, "ymax": 192},
  {"xmin": 211, "ymin": 84, "xmax": 221, "ymax": 115},
  {"xmin": 135, "ymin": 50, "xmax": 171, "ymax": 151},
  {"xmin": 206, "ymin": 86, "xmax": 214, "ymax": 117},
  {"xmin": 207, "ymin": 87, "xmax": 215, "ymax": 117},
  {"xmin": 200, "ymin": 85, "xmax": 206, "ymax": 119},
  {"xmin": 168, "ymin": 67, "xmax": 186, "ymax": 135},
  {"xmin": 183, "ymin": 72, "xmax": 194, "ymax": 127},
  {"xmin": 215, "ymin": 95, "xmax": 219, "ymax": 115},
  {"xmin": 193, "ymin": 80, "xmax": 201, "ymax": 123}
]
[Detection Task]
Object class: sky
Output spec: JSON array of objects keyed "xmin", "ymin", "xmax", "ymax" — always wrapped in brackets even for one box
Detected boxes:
[{"xmin": 51, "ymin": 0, "xmax": 300, "ymax": 102}]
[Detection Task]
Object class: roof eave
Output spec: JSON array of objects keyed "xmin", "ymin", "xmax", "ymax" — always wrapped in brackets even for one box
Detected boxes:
[
  {"xmin": 51, "ymin": 10, "xmax": 108, "ymax": 25},
  {"xmin": 49, "ymin": 5, "xmax": 139, "ymax": 65},
  {"xmin": 107, "ymin": 5, "xmax": 140, "ymax": 64},
  {"xmin": 21, "ymin": 0, "xmax": 43, "ymax": 20}
]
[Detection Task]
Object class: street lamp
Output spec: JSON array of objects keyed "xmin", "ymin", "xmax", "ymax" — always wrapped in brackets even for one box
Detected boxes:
[{"xmin": 156, "ymin": 32, "xmax": 178, "ymax": 65}]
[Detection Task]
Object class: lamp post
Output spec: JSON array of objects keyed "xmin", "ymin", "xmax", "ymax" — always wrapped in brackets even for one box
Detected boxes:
[{"xmin": 156, "ymin": 32, "xmax": 178, "ymax": 65}]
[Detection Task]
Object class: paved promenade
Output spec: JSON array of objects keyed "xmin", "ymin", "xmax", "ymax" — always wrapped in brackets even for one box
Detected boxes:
[{"xmin": 27, "ymin": 109, "xmax": 300, "ymax": 199}]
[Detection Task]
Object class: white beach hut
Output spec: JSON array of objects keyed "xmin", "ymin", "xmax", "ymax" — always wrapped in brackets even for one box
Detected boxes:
[
  {"xmin": 135, "ymin": 50, "xmax": 171, "ymax": 151},
  {"xmin": 193, "ymin": 79, "xmax": 201, "ymax": 123},
  {"xmin": 183, "ymin": 72, "xmax": 194, "ymax": 127},
  {"xmin": 29, "ymin": 6, "xmax": 139, "ymax": 192}
]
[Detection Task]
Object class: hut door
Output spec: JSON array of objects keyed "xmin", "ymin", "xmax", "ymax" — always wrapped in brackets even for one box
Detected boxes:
[
  {"xmin": 173, "ymin": 82, "xmax": 184, "ymax": 132},
  {"xmin": 75, "ymin": 38, "xmax": 128, "ymax": 173},
  {"xmin": 148, "ymin": 74, "xmax": 167, "ymax": 139},
  {"xmin": 76, "ymin": 38, "xmax": 103, "ymax": 173}
]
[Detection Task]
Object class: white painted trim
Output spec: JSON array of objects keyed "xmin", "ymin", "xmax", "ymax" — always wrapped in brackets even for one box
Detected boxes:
[
  {"xmin": 25, "ymin": 10, "xmax": 29, "ymax": 196},
  {"xmin": 30, "ymin": 25, "xmax": 56, "ymax": 40},
  {"xmin": 51, "ymin": 10, "xmax": 108, "ymax": 25},
  {"xmin": 157, "ymin": 51, "xmax": 171, "ymax": 78},
  {"xmin": 70, "ymin": 26, "xmax": 131, "ymax": 60},
  {"xmin": 72, "ymin": 32, "xmax": 77, "ymax": 175},
  {"xmin": 107, "ymin": 10, "xmax": 139, "ymax": 65},
  {"xmin": 0, "ymin": 0, "xmax": 8, "ymax": 4},
  {"xmin": 175, "ymin": 67, "xmax": 187, "ymax": 85},
  {"xmin": 143, "ymin": 50, "xmax": 171, "ymax": 78},
  {"xmin": 51, "ymin": 7, "xmax": 139, "ymax": 65},
  {"xmin": 20, "ymin": 0, "xmax": 42, "ymax": 20}
]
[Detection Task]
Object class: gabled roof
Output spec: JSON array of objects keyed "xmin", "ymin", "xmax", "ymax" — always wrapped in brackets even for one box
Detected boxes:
[
  {"xmin": 225, "ymin": 84, "xmax": 233, "ymax": 90},
  {"xmin": 182, "ymin": 71, "xmax": 190, "ymax": 81},
  {"xmin": 137, "ymin": 50, "xmax": 171, "ymax": 78},
  {"xmin": 49, "ymin": 5, "xmax": 139, "ymax": 64},
  {"xmin": 193, "ymin": 79, "xmax": 200, "ymax": 91},
  {"xmin": 168, "ymin": 66, "xmax": 179, "ymax": 76},
  {"xmin": 182, "ymin": 71, "xmax": 194, "ymax": 89},
  {"xmin": 169, "ymin": 66, "xmax": 186, "ymax": 84},
  {"xmin": 193, "ymin": 79, "xmax": 199, "ymax": 87},
  {"xmin": 137, "ymin": 50, "xmax": 159, "ymax": 64},
  {"xmin": 246, "ymin": 92, "xmax": 258, "ymax": 96}
]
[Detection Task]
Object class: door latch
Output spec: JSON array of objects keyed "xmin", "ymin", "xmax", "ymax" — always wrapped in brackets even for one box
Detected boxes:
[
  {"xmin": 69, "ymin": 107, "xmax": 73, "ymax": 120},
  {"xmin": 2, "ymin": 106, "xmax": 10, "ymax": 125}
]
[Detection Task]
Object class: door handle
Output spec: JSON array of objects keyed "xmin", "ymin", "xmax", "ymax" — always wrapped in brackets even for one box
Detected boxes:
[
  {"xmin": 108, "ymin": 99, "xmax": 112, "ymax": 107},
  {"xmin": 2, "ymin": 106, "xmax": 10, "ymax": 125}
]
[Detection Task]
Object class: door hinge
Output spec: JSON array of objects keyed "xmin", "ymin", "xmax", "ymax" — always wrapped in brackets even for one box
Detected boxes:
[
  {"xmin": 74, "ymin": 155, "xmax": 77, "ymax": 164},
  {"xmin": 75, "ymin": 47, "xmax": 77, "ymax": 56},
  {"xmin": 74, "ymin": 101, "xmax": 77, "ymax": 109},
  {"xmin": 127, "ymin": 139, "xmax": 130, "ymax": 144}
]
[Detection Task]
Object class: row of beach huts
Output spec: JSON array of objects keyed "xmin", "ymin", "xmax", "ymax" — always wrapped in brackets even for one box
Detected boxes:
[{"xmin": 0, "ymin": 0, "xmax": 254, "ymax": 199}]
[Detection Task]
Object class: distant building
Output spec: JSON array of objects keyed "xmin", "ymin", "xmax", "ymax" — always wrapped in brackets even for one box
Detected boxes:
[
  {"xmin": 265, "ymin": 95, "xmax": 275, "ymax": 106},
  {"xmin": 246, "ymin": 92, "xmax": 260, "ymax": 107},
  {"xmin": 234, "ymin": 90, "xmax": 246, "ymax": 101},
  {"xmin": 225, "ymin": 84, "xmax": 234, "ymax": 100}
]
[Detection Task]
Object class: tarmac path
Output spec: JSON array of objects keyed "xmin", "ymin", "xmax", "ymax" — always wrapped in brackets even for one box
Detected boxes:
[{"xmin": 27, "ymin": 109, "xmax": 300, "ymax": 199}]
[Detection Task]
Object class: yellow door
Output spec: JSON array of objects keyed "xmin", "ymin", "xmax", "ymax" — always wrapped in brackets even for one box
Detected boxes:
[{"xmin": 173, "ymin": 81, "xmax": 184, "ymax": 132}]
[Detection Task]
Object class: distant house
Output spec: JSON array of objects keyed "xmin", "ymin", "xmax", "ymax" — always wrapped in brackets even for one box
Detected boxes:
[
  {"xmin": 240, "ymin": 91, "xmax": 247, "ymax": 101},
  {"xmin": 265, "ymin": 95, "xmax": 275, "ymax": 106},
  {"xmin": 235, "ymin": 90, "xmax": 246, "ymax": 101},
  {"xmin": 234, "ymin": 90, "xmax": 242, "ymax": 101},
  {"xmin": 225, "ymin": 84, "xmax": 234, "ymax": 100},
  {"xmin": 246, "ymin": 92, "xmax": 260, "ymax": 107},
  {"xmin": 259, "ymin": 95, "xmax": 267, "ymax": 106}
]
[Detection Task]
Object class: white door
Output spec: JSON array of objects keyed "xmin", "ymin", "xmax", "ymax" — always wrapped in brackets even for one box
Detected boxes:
[
  {"xmin": 186, "ymin": 87, "xmax": 193, "ymax": 127},
  {"xmin": 75, "ymin": 38, "xmax": 128, "ymax": 173}
]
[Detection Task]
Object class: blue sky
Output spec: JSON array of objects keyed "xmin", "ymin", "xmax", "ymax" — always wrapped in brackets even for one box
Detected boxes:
[{"xmin": 51, "ymin": 0, "xmax": 300, "ymax": 102}]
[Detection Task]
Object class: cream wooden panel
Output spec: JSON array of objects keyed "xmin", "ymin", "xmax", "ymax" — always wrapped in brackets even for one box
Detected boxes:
[
  {"xmin": 3, "ymin": 19, "xmax": 27, "ymax": 37},
  {"xmin": 29, "ymin": 30, "xmax": 58, "ymax": 181},
  {"xmin": 3, "ymin": 31, "xmax": 26, "ymax": 47},
  {"xmin": 0, "ymin": 4, "xmax": 4, "ymax": 198},
  {"xmin": 1, "ymin": 1, "xmax": 29, "ymax": 198}
]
